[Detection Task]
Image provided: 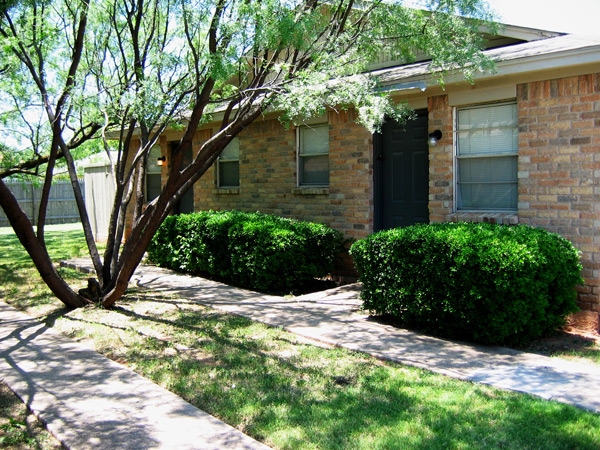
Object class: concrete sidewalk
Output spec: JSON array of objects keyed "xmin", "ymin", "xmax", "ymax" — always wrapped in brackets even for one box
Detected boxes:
[
  {"xmin": 121, "ymin": 263, "xmax": 600, "ymax": 414},
  {"xmin": 0, "ymin": 301, "xmax": 270, "ymax": 450},
  {"xmin": 2, "ymin": 260, "xmax": 600, "ymax": 449}
]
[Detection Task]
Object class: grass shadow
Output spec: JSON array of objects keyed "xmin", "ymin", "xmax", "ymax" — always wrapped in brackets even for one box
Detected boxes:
[{"xmin": 48, "ymin": 288, "xmax": 600, "ymax": 450}]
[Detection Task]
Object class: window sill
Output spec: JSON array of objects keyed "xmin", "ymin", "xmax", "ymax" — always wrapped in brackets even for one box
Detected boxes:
[
  {"xmin": 292, "ymin": 187, "xmax": 329, "ymax": 195},
  {"xmin": 447, "ymin": 212, "xmax": 518, "ymax": 225},
  {"xmin": 212, "ymin": 188, "xmax": 240, "ymax": 195}
]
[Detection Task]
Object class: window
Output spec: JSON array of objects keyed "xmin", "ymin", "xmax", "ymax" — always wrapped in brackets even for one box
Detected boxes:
[
  {"xmin": 217, "ymin": 138, "xmax": 240, "ymax": 188},
  {"xmin": 146, "ymin": 145, "xmax": 162, "ymax": 202},
  {"xmin": 298, "ymin": 124, "xmax": 329, "ymax": 186},
  {"xmin": 456, "ymin": 102, "xmax": 518, "ymax": 211}
]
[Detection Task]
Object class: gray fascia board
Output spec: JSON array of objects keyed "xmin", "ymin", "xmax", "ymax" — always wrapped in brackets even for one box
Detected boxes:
[
  {"xmin": 491, "ymin": 44, "xmax": 600, "ymax": 76},
  {"xmin": 479, "ymin": 24, "xmax": 564, "ymax": 41}
]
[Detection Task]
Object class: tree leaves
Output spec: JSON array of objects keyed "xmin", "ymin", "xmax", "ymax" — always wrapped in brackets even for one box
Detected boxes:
[{"xmin": 0, "ymin": 0, "xmax": 497, "ymax": 308}]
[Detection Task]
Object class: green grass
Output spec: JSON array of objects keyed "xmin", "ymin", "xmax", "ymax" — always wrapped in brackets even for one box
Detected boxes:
[
  {"xmin": 0, "ymin": 380, "xmax": 62, "ymax": 449},
  {"xmin": 1, "ymin": 224, "xmax": 600, "ymax": 449},
  {"xmin": 0, "ymin": 223, "xmax": 91, "ymax": 316},
  {"xmin": 552, "ymin": 347, "xmax": 600, "ymax": 365}
]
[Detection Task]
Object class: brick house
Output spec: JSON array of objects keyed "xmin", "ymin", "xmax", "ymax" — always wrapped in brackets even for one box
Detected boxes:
[{"xmin": 146, "ymin": 24, "xmax": 600, "ymax": 312}]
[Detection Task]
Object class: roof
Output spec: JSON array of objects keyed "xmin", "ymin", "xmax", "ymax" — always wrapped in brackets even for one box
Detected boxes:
[{"xmin": 374, "ymin": 33, "xmax": 600, "ymax": 90}]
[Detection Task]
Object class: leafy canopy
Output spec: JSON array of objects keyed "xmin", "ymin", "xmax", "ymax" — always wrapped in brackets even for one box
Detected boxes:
[
  {"xmin": 1, "ymin": 0, "xmax": 497, "ymax": 168},
  {"xmin": 0, "ymin": 0, "xmax": 497, "ymax": 308}
]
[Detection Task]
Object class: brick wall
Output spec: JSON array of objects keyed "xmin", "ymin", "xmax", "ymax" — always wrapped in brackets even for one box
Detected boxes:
[
  {"xmin": 191, "ymin": 110, "xmax": 373, "ymax": 240},
  {"xmin": 518, "ymin": 73, "xmax": 600, "ymax": 311},
  {"xmin": 428, "ymin": 95, "xmax": 454, "ymax": 222},
  {"xmin": 190, "ymin": 109, "xmax": 373, "ymax": 276}
]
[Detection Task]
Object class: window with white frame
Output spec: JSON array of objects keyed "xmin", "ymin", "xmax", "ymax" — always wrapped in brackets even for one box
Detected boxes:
[
  {"xmin": 217, "ymin": 138, "xmax": 240, "ymax": 188},
  {"xmin": 145, "ymin": 145, "xmax": 162, "ymax": 202},
  {"xmin": 456, "ymin": 102, "xmax": 518, "ymax": 211},
  {"xmin": 298, "ymin": 124, "xmax": 329, "ymax": 186}
]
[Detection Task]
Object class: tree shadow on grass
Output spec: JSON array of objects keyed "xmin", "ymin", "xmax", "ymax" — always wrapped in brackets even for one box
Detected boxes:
[
  {"xmin": 47, "ymin": 290, "xmax": 600, "ymax": 450},
  {"xmin": 0, "ymin": 263, "xmax": 26, "ymax": 285}
]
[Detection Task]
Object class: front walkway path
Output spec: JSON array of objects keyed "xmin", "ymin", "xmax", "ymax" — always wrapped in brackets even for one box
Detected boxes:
[
  {"xmin": 1, "ymin": 259, "xmax": 599, "ymax": 449},
  {"xmin": 117, "ymin": 262, "xmax": 600, "ymax": 414},
  {"xmin": 0, "ymin": 300, "xmax": 270, "ymax": 450}
]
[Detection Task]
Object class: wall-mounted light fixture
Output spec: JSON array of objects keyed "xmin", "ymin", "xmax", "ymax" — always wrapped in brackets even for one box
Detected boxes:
[
  {"xmin": 157, "ymin": 155, "xmax": 166, "ymax": 166},
  {"xmin": 428, "ymin": 130, "xmax": 443, "ymax": 147}
]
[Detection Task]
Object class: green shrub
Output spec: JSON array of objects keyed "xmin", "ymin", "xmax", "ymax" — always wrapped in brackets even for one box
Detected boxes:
[
  {"xmin": 350, "ymin": 222, "xmax": 583, "ymax": 346},
  {"xmin": 147, "ymin": 215, "xmax": 178, "ymax": 268},
  {"xmin": 229, "ymin": 213, "xmax": 343, "ymax": 292},
  {"xmin": 148, "ymin": 210, "xmax": 343, "ymax": 294}
]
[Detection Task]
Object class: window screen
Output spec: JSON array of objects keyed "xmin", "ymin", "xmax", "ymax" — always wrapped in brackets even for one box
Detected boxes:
[
  {"xmin": 298, "ymin": 124, "xmax": 329, "ymax": 186},
  {"xmin": 217, "ymin": 138, "xmax": 240, "ymax": 188},
  {"xmin": 456, "ymin": 102, "xmax": 518, "ymax": 211}
]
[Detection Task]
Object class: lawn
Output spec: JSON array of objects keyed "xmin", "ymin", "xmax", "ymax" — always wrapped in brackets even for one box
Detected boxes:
[
  {"xmin": 1, "ymin": 224, "xmax": 600, "ymax": 450},
  {"xmin": 0, "ymin": 382, "xmax": 61, "ymax": 449}
]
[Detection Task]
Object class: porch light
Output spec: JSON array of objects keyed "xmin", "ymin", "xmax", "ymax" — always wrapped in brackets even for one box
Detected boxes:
[
  {"xmin": 157, "ymin": 155, "xmax": 166, "ymax": 166},
  {"xmin": 428, "ymin": 130, "xmax": 442, "ymax": 147}
]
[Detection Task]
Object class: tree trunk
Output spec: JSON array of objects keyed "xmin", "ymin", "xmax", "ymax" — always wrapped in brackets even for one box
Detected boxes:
[
  {"xmin": 101, "ymin": 202, "xmax": 167, "ymax": 308},
  {"xmin": 0, "ymin": 181, "xmax": 86, "ymax": 308}
]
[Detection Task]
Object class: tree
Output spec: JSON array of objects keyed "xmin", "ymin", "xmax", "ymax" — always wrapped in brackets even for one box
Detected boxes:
[{"xmin": 0, "ymin": 0, "xmax": 496, "ymax": 308}]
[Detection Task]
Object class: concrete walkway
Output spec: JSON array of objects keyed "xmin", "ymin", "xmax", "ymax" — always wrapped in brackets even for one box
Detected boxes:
[
  {"xmin": 0, "ymin": 301, "xmax": 270, "ymax": 450},
  {"xmin": 120, "ymin": 263, "xmax": 600, "ymax": 414},
  {"xmin": 1, "ymin": 260, "xmax": 600, "ymax": 449}
]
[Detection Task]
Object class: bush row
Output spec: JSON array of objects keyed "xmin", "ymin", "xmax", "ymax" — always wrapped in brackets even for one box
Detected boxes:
[
  {"xmin": 148, "ymin": 210, "xmax": 343, "ymax": 294},
  {"xmin": 350, "ymin": 222, "xmax": 582, "ymax": 346}
]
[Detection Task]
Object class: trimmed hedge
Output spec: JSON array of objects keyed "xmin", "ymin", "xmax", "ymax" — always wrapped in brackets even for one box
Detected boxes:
[
  {"xmin": 350, "ymin": 222, "xmax": 583, "ymax": 346},
  {"xmin": 147, "ymin": 210, "xmax": 343, "ymax": 293}
]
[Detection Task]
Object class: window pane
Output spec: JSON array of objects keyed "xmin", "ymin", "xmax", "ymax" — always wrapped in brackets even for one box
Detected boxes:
[
  {"xmin": 146, "ymin": 173, "xmax": 162, "ymax": 201},
  {"xmin": 458, "ymin": 156, "xmax": 517, "ymax": 183},
  {"xmin": 300, "ymin": 154, "xmax": 329, "ymax": 185},
  {"xmin": 458, "ymin": 182, "xmax": 517, "ymax": 210},
  {"xmin": 300, "ymin": 125, "xmax": 329, "ymax": 155},
  {"xmin": 221, "ymin": 138, "xmax": 239, "ymax": 160},
  {"xmin": 458, "ymin": 127, "xmax": 518, "ymax": 155},
  {"xmin": 299, "ymin": 124, "xmax": 329, "ymax": 186},
  {"xmin": 456, "ymin": 102, "xmax": 518, "ymax": 211},
  {"xmin": 458, "ymin": 103, "xmax": 517, "ymax": 131},
  {"xmin": 458, "ymin": 103, "xmax": 518, "ymax": 156},
  {"xmin": 219, "ymin": 161, "xmax": 239, "ymax": 187},
  {"xmin": 147, "ymin": 146, "xmax": 162, "ymax": 173},
  {"xmin": 217, "ymin": 138, "xmax": 239, "ymax": 187}
]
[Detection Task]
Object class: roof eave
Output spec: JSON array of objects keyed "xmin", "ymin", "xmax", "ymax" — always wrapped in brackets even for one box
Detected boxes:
[{"xmin": 377, "ymin": 39, "xmax": 600, "ymax": 94}]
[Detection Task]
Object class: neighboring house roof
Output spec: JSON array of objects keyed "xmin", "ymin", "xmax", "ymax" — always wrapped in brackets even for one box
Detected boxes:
[
  {"xmin": 80, "ymin": 152, "xmax": 119, "ymax": 169},
  {"xmin": 374, "ymin": 33, "xmax": 600, "ymax": 92},
  {"xmin": 367, "ymin": 22, "xmax": 562, "ymax": 71}
]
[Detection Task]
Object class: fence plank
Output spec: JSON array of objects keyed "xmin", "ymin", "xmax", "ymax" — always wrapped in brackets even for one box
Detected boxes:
[
  {"xmin": 0, "ymin": 180, "xmax": 84, "ymax": 227},
  {"xmin": 84, "ymin": 164, "xmax": 116, "ymax": 242}
]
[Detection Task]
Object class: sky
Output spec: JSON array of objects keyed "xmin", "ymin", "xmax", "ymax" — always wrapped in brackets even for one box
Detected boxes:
[
  {"xmin": 489, "ymin": 0, "xmax": 599, "ymax": 35},
  {"xmin": 403, "ymin": 0, "xmax": 600, "ymax": 35}
]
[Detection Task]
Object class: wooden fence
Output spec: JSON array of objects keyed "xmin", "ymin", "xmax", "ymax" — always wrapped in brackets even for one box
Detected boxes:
[
  {"xmin": 0, "ymin": 180, "xmax": 84, "ymax": 227},
  {"xmin": 84, "ymin": 163, "xmax": 115, "ymax": 242}
]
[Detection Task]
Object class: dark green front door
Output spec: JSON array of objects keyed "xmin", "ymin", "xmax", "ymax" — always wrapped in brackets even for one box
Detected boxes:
[
  {"xmin": 375, "ymin": 110, "xmax": 429, "ymax": 230},
  {"xmin": 170, "ymin": 142, "xmax": 194, "ymax": 215}
]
